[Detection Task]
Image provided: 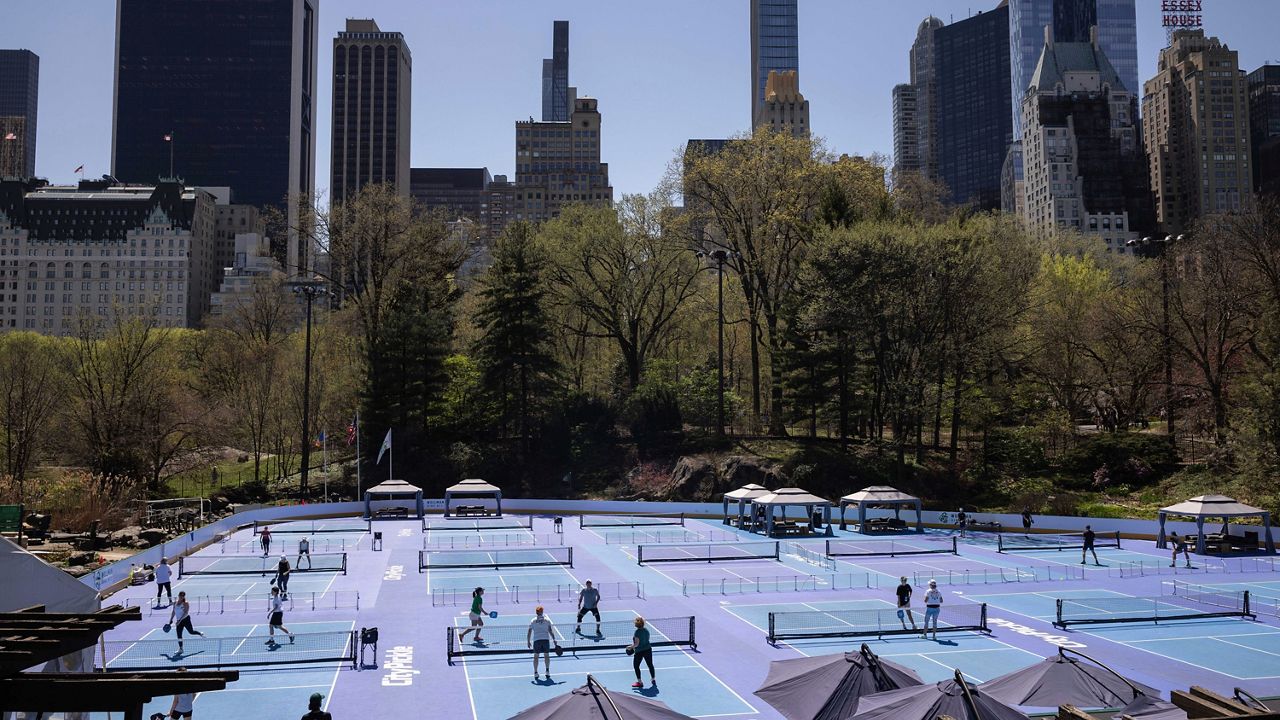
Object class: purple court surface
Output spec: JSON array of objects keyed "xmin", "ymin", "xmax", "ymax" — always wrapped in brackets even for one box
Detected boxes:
[{"xmin": 94, "ymin": 512, "xmax": 1280, "ymax": 719}]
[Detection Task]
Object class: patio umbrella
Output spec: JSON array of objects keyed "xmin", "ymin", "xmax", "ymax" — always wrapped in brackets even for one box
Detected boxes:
[
  {"xmin": 506, "ymin": 675, "xmax": 697, "ymax": 720},
  {"xmin": 977, "ymin": 648, "xmax": 1158, "ymax": 708},
  {"xmin": 754, "ymin": 644, "xmax": 924, "ymax": 720},
  {"xmin": 850, "ymin": 670, "xmax": 1030, "ymax": 720},
  {"xmin": 1117, "ymin": 694, "xmax": 1187, "ymax": 720}
]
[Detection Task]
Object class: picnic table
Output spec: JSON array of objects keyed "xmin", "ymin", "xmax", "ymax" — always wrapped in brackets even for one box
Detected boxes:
[{"xmin": 454, "ymin": 505, "xmax": 489, "ymax": 517}]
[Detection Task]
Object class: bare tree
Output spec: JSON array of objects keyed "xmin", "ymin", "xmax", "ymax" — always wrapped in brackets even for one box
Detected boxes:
[{"xmin": 0, "ymin": 332, "xmax": 63, "ymax": 506}]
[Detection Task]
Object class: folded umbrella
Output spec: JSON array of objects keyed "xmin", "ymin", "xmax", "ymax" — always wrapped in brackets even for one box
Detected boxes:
[
  {"xmin": 506, "ymin": 675, "xmax": 697, "ymax": 720},
  {"xmin": 755, "ymin": 644, "xmax": 924, "ymax": 720},
  {"xmin": 850, "ymin": 669, "xmax": 1030, "ymax": 720},
  {"xmin": 978, "ymin": 647, "xmax": 1158, "ymax": 709},
  {"xmin": 1118, "ymin": 694, "xmax": 1187, "ymax": 720}
]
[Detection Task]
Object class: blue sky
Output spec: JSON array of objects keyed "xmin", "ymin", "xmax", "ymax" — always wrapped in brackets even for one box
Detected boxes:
[{"xmin": 4, "ymin": 1, "xmax": 1279, "ymax": 200}]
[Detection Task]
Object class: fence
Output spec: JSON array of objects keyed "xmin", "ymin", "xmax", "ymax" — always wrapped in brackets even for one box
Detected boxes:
[
  {"xmin": 430, "ymin": 581, "xmax": 642, "ymax": 607},
  {"xmin": 682, "ymin": 573, "xmax": 875, "ymax": 595},
  {"xmin": 912, "ymin": 565, "xmax": 1087, "ymax": 586},
  {"xmin": 423, "ymin": 533, "xmax": 563, "ymax": 550},
  {"xmin": 136, "ymin": 590, "xmax": 360, "ymax": 616}
]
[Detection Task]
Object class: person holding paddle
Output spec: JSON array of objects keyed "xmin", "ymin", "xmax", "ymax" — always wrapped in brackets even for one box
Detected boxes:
[
  {"xmin": 457, "ymin": 587, "xmax": 487, "ymax": 643},
  {"xmin": 168, "ymin": 591, "xmax": 204, "ymax": 653},
  {"xmin": 275, "ymin": 554, "xmax": 291, "ymax": 599}
]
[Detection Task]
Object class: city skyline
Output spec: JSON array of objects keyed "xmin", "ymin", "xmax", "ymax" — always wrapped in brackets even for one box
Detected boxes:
[{"xmin": 4, "ymin": 1, "xmax": 1280, "ymax": 202}]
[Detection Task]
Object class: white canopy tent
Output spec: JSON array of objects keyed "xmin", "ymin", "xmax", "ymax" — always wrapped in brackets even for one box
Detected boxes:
[
  {"xmin": 362, "ymin": 478, "xmax": 424, "ymax": 519},
  {"xmin": 752, "ymin": 487, "xmax": 834, "ymax": 537},
  {"xmin": 1157, "ymin": 494, "xmax": 1275, "ymax": 555},
  {"xmin": 722, "ymin": 484, "xmax": 770, "ymax": 526},
  {"xmin": 1, "ymin": 536, "xmax": 101, "ymax": 714},
  {"xmin": 444, "ymin": 478, "xmax": 503, "ymax": 517},
  {"xmin": 839, "ymin": 486, "xmax": 923, "ymax": 533}
]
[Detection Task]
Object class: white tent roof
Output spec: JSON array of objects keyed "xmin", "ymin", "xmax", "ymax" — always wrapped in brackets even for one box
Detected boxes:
[
  {"xmin": 841, "ymin": 486, "xmax": 920, "ymax": 505},
  {"xmin": 1161, "ymin": 494, "xmax": 1268, "ymax": 517},
  {"xmin": 364, "ymin": 479, "xmax": 421, "ymax": 496},
  {"xmin": 754, "ymin": 487, "xmax": 831, "ymax": 506},
  {"xmin": 446, "ymin": 478, "xmax": 501, "ymax": 494},
  {"xmin": 0, "ymin": 537, "xmax": 99, "ymax": 613},
  {"xmin": 724, "ymin": 484, "xmax": 770, "ymax": 501}
]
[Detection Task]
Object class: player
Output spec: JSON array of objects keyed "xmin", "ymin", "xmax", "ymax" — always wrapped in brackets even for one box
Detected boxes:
[
  {"xmin": 457, "ymin": 587, "xmax": 486, "ymax": 643},
  {"xmin": 154, "ymin": 557, "xmax": 173, "ymax": 605},
  {"xmin": 895, "ymin": 576, "xmax": 917, "ymax": 631},
  {"xmin": 297, "ymin": 537, "xmax": 311, "ymax": 570},
  {"xmin": 1081, "ymin": 525, "xmax": 1100, "ymax": 565},
  {"xmin": 266, "ymin": 586, "xmax": 295, "ymax": 645},
  {"xmin": 1021, "ymin": 508, "xmax": 1033, "ymax": 537},
  {"xmin": 1170, "ymin": 531, "xmax": 1192, "ymax": 568},
  {"xmin": 168, "ymin": 591, "xmax": 204, "ymax": 653},
  {"xmin": 527, "ymin": 606, "xmax": 558, "ymax": 682},
  {"xmin": 630, "ymin": 616, "xmax": 655, "ymax": 688},
  {"xmin": 259, "ymin": 525, "xmax": 272, "ymax": 556},
  {"xmin": 922, "ymin": 579, "xmax": 944, "ymax": 640},
  {"xmin": 956, "ymin": 507, "xmax": 967, "ymax": 537},
  {"xmin": 575, "ymin": 579, "xmax": 602, "ymax": 636},
  {"xmin": 167, "ymin": 667, "xmax": 194, "ymax": 719},
  {"xmin": 276, "ymin": 554, "xmax": 292, "ymax": 599},
  {"xmin": 300, "ymin": 692, "xmax": 332, "ymax": 720}
]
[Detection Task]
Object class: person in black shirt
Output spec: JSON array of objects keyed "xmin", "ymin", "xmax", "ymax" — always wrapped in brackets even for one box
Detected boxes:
[
  {"xmin": 1021, "ymin": 509, "xmax": 1033, "ymax": 537},
  {"xmin": 1170, "ymin": 531, "xmax": 1191, "ymax": 568},
  {"xmin": 956, "ymin": 508, "xmax": 967, "ymax": 537},
  {"xmin": 1081, "ymin": 525, "xmax": 1099, "ymax": 565},
  {"xmin": 301, "ymin": 692, "xmax": 332, "ymax": 720},
  {"xmin": 895, "ymin": 576, "xmax": 917, "ymax": 630}
]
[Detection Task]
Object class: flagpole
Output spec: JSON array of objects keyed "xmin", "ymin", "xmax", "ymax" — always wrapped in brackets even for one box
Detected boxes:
[
  {"xmin": 168, "ymin": 131, "xmax": 174, "ymax": 177},
  {"xmin": 322, "ymin": 431, "xmax": 328, "ymax": 500},
  {"xmin": 354, "ymin": 411, "xmax": 362, "ymax": 502},
  {"xmin": 389, "ymin": 432, "xmax": 394, "ymax": 482}
]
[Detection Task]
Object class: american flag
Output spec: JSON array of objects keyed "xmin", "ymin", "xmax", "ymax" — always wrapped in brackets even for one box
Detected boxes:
[{"xmin": 345, "ymin": 418, "xmax": 357, "ymax": 446}]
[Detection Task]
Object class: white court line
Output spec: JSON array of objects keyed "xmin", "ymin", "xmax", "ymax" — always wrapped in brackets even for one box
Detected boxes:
[
  {"xmin": 1078, "ymin": 629, "xmax": 1279, "ymax": 681},
  {"xmin": 470, "ymin": 665, "xmax": 702, "ymax": 681},
  {"xmin": 229, "ymin": 624, "xmax": 261, "ymax": 656},
  {"xmin": 1213, "ymin": 636, "xmax": 1280, "ymax": 658},
  {"xmin": 320, "ymin": 620, "xmax": 354, "ymax": 714}
]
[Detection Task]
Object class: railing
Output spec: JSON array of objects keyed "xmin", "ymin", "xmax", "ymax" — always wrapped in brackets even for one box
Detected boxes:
[
  {"xmin": 430, "ymin": 581, "xmax": 642, "ymax": 607},
  {"xmin": 786, "ymin": 542, "xmax": 837, "ymax": 571},
  {"xmin": 220, "ymin": 536, "xmax": 356, "ymax": 554},
  {"xmin": 143, "ymin": 590, "xmax": 360, "ymax": 615},
  {"xmin": 912, "ymin": 565, "xmax": 1086, "ymax": 586},
  {"xmin": 601, "ymin": 528, "xmax": 738, "ymax": 544},
  {"xmin": 423, "ymin": 532, "xmax": 563, "ymax": 549}
]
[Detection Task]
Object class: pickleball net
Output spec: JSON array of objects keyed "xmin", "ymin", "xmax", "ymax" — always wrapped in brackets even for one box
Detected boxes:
[
  {"xmin": 579, "ymin": 512, "xmax": 685, "ymax": 528},
  {"xmin": 99, "ymin": 629, "xmax": 358, "ymax": 671},
  {"xmin": 767, "ymin": 602, "xmax": 988, "ymax": 642},
  {"xmin": 422, "ymin": 515, "xmax": 534, "ymax": 532},
  {"xmin": 998, "ymin": 530, "xmax": 1121, "ymax": 552},
  {"xmin": 446, "ymin": 615, "xmax": 695, "ymax": 664},
  {"xmin": 824, "ymin": 536, "xmax": 958, "ymax": 558},
  {"xmin": 636, "ymin": 540, "xmax": 779, "ymax": 564},
  {"xmin": 418, "ymin": 546, "xmax": 573, "ymax": 571},
  {"xmin": 254, "ymin": 519, "xmax": 370, "ymax": 534},
  {"xmin": 1054, "ymin": 590, "xmax": 1252, "ymax": 627},
  {"xmin": 179, "ymin": 552, "xmax": 347, "ymax": 576}
]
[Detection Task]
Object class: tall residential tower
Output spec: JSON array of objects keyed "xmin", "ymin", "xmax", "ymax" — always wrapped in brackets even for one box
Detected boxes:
[
  {"xmin": 0, "ymin": 50, "xmax": 39, "ymax": 179},
  {"xmin": 331, "ymin": 19, "xmax": 412, "ymax": 201},
  {"xmin": 542, "ymin": 21, "xmax": 571, "ymax": 122},
  {"xmin": 751, "ymin": 0, "xmax": 799, "ymax": 127},
  {"xmin": 112, "ymin": 0, "xmax": 318, "ymax": 275}
]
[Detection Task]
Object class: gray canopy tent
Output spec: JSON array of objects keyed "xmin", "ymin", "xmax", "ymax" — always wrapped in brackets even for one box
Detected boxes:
[
  {"xmin": 363, "ymin": 478, "xmax": 424, "ymax": 519},
  {"xmin": 839, "ymin": 486, "xmax": 923, "ymax": 533},
  {"xmin": 1157, "ymin": 494, "xmax": 1275, "ymax": 555},
  {"xmin": 753, "ymin": 487, "xmax": 834, "ymax": 537},
  {"xmin": 723, "ymin": 484, "xmax": 770, "ymax": 526},
  {"xmin": 444, "ymin": 478, "xmax": 503, "ymax": 517}
]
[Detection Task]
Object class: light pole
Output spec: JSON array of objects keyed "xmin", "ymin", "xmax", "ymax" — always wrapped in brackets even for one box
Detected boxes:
[
  {"xmin": 697, "ymin": 249, "xmax": 736, "ymax": 437},
  {"xmin": 1127, "ymin": 234, "xmax": 1183, "ymax": 447},
  {"xmin": 292, "ymin": 279, "xmax": 331, "ymax": 497}
]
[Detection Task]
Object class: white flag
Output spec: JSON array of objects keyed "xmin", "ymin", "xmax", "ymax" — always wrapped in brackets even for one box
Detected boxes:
[{"xmin": 376, "ymin": 429, "xmax": 392, "ymax": 465}]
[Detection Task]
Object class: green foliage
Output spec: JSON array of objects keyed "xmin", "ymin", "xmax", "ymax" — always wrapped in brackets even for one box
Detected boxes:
[
  {"xmin": 1062, "ymin": 432, "xmax": 1176, "ymax": 488},
  {"xmin": 623, "ymin": 383, "xmax": 683, "ymax": 442},
  {"xmin": 983, "ymin": 427, "xmax": 1048, "ymax": 475}
]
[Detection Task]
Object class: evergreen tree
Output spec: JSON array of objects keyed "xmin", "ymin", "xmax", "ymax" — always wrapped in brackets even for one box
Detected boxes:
[{"xmin": 473, "ymin": 223, "xmax": 560, "ymax": 450}]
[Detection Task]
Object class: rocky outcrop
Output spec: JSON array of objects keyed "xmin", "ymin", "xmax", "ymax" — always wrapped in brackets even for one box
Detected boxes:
[
  {"xmin": 628, "ymin": 453, "xmax": 787, "ymax": 502},
  {"xmin": 719, "ymin": 455, "xmax": 785, "ymax": 489}
]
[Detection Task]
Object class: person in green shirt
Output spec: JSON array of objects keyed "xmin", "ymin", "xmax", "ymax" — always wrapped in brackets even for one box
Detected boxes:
[
  {"xmin": 457, "ymin": 587, "xmax": 486, "ymax": 643},
  {"xmin": 630, "ymin": 616, "xmax": 655, "ymax": 688}
]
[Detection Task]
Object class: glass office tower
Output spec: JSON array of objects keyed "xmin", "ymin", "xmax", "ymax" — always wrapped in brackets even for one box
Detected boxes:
[
  {"xmin": 750, "ymin": 0, "xmax": 799, "ymax": 126},
  {"xmin": 0, "ymin": 49, "xmax": 38, "ymax": 178}
]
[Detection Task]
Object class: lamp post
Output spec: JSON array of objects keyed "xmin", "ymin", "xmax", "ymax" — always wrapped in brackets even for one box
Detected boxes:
[
  {"xmin": 1126, "ymin": 234, "xmax": 1183, "ymax": 447},
  {"xmin": 697, "ymin": 249, "xmax": 737, "ymax": 437},
  {"xmin": 292, "ymin": 279, "xmax": 331, "ymax": 497}
]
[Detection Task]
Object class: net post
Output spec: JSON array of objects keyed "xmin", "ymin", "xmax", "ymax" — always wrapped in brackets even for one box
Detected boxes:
[
  {"xmin": 1054, "ymin": 598, "xmax": 1065, "ymax": 628},
  {"xmin": 689, "ymin": 616, "xmax": 697, "ymax": 650},
  {"xmin": 341, "ymin": 552, "xmax": 348, "ymax": 575},
  {"xmin": 636, "ymin": 546, "xmax": 644, "ymax": 565},
  {"xmin": 767, "ymin": 612, "xmax": 775, "ymax": 644},
  {"xmin": 418, "ymin": 550, "xmax": 425, "ymax": 573},
  {"xmin": 1114, "ymin": 530, "xmax": 1122, "ymax": 549},
  {"xmin": 951, "ymin": 536, "xmax": 958, "ymax": 554},
  {"xmin": 447, "ymin": 626, "xmax": 456, "ymax": 665},
  {"xmin": 349, "ymin": 630, "xmax": 357, "ymax": 669},
  {"xmin": 567, "ymin": 546, "xmax": 574, "ymax": 568},
  {"xmin": 980, "ymin": 603, "xmax": 988, "ymax": 631},
  {"xmin": 1244, "ymin": 590, "xmax": 1251, "ymax": 618},
  {"xmin": 771, "ymin": 541, "xmax": 779, "ymax": 561}
]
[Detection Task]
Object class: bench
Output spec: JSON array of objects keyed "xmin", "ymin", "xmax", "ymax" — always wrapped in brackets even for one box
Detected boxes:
[
  {"xmin": 375, "ymin": 506, "xmax": 410, "ymax": 519},
  {"xmin": 967, "ymin": 520, "xmax": 1002, "ymax": 533},
  {"xmin": 454, "ymin": 505, "xmax": 489, "ymax": 517}
]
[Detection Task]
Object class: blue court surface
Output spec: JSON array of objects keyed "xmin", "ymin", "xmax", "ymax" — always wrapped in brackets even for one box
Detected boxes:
[{"xmin": 94, "ymin": 512, "xmax": 1280, "ymax": 719}]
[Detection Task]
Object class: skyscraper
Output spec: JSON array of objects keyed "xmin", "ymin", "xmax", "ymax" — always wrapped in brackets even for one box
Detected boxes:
[
  {"xmin": 331, "ymin": 19, "xmax": 412, "ymax": 201},
  {"xmin": 1009, "ymin": 1, "xmax": 1137, "ymax": 138},
  {"xmin": 750, "ymin": 0, "xmax": 799, "ymax": 127},
  {"xmin": 891, "ymin": 84, "xmax": 920, "ymax": 176},
  {"xmin": 1247, "ymin": 65, "xmax": 1280, "ymax": 196},
  {"xmin": 1144, "ymin": 30, "xmax": 1253, "ymax": 234},
  {"xmin": 1020, "ymin": 28, "xmax": 1151, "ymax": 250},
  {"xmin": 935, "ymin": 5, "xmax": 1012, "ymax": 209},
  {"xmin": 112, "ymin": 0, "xmax": 318, "ymax": 276},
  {"xmin": 514, "ymin": 97, "xmax": 612, "ymax": 225},
  {"xmin": 541, "ymin": 21, "xmax": 570, "ymax": 122},
  {"xmin": 754, "ymin": 70, "xmax": 809, "ymax": 138},
  {"xmin": 0, "ymin": 49, "xmax": 39, "ymax": 178}
]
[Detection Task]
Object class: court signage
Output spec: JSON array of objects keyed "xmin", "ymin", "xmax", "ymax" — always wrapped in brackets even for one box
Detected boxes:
[
  {"xmin": 988, "ymin": 617, "xmax": 1085, "ymax": 649},
  {"xmin": 381, "ymin": 645, "xmax": 418, "ymax": 686},
  {"xmin": 384, "ymin": 564, "xmax": 405, "ymax": 582}
]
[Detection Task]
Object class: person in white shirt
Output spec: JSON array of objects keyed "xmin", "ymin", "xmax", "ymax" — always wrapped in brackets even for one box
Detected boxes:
[
  {"xmin": 155, "ymin": 557, "xmax": 173, "ymax": 606},
  {"xmin": 526, "ymin": 605, "xmax": 559, "ymax": 682},
  {"xmin": 297, "ymin": 538, "xmax": 311, "ymax": 570},
  {"xmin": 922, "ymin": 579, "xmax": 944, "ymax": 640},
  {"xmin": 168, "ymin": 591, "xmax": 204, "ymax": 653},
  {"xmin": 266, "ymin": 586, "xmax": 295, "ymax": 645},
  {"xmin": 168, "ymin": 666, "xmax": 195, "ymax": 719}
]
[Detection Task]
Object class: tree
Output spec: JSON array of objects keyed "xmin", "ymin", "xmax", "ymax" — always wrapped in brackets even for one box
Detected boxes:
[
  {"xmin": 540, "ymin": 195, "xmax": 702, "ymax": 391},
  {"xmin": 474, "ymin": 222, "xmax": 560, "ymax": 450},
  {"xmin": 0, "ymin": 332, "xmax": 63, "ymax": 506}
]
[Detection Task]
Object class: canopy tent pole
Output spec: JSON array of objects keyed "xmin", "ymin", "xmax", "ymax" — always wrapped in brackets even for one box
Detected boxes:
[
  {"xmin": 1264, "ymin": 512, "xmax": 1275, "ymax": 553},
  {"xmin": 1196, "ymin": 516, "xmax": 1205, "ymax": 556},
  {"xmin": 1157, "ymin": 512, "xmax": 1167, "ymax": 548},
  {"xmin": 839, "ymin": 501, "xmax": 848, "ymax": 531},
  {"xmin": 859, "ymin": 502, "xmax": 867, "ymax": 534},
  {"xmin": 915, "ymin": 499, "xmax": 923, "ymax": 533},
  {"xmin": 823, "ymin": 504, "xmax": 832, "ymax": 536}
]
